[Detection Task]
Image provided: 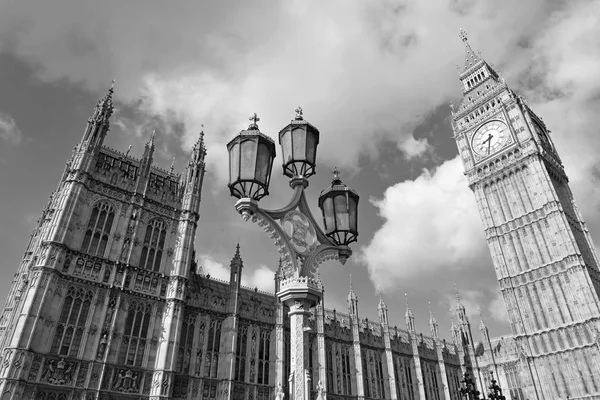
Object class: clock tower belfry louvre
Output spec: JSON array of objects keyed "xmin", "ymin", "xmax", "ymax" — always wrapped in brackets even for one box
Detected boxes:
[{"xmin": 452, "ymin": 30, "xmax": 600, "ymax": 400}]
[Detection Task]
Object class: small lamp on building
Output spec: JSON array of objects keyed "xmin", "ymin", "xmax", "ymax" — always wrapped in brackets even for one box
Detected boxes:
[
  {"xmin": 459, "ymin": 368, "xmax": 482, "ymax": 400},
  {"xmin": 488, "ymin": 371, "xmax": 506, "ymax": 400}
]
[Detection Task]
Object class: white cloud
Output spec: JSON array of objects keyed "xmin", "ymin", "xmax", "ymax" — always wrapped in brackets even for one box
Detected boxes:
[
  {"xmin": 198, "ymin": 255, "xmax": 275, "ymax": 293},
  {"xmin": 0, "ymin": 112, "xmax": 22, "ymax": 145},
  {"xmin": 0, "ymin": 0, "xmax": 552, "ymax": 184},
  {"xmin": 360, "ymin": 156, "xmax": 488, "ymax": 289},
  {"xmin": 363, "ymin": 0, "xmax": 600, "ymax": 298},
  {"xmin": 398, "ymin": 136, "xmax": 430, "ymax": 160}
]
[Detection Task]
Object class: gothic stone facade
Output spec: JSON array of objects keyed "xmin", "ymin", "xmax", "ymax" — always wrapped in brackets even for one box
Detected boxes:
[
  {"xmin": 453, "ymin": 31, "xmax": 600, "ymax": 400},
  {"xmin": 0, "ymin": 87, "xmax": 472, "ymax": 400}
]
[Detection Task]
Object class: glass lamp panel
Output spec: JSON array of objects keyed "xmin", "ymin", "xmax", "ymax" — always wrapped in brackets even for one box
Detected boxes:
[
  {"xmin": 348, "ymin": 196, "xmax": 358, "ymax": 232},
  {"xmin": 333, "ymin": 195, "xmax": 350, "ymax": 230},
  {"xmin": 305, "ymin": 130, "xmax": 317, "ymax": 165},
  {"xmin": 229, "ymin": 142, "xmax": 240, "ymax": 184},
  {"xmin": 280, "ymin": 130, "xmax": 292, "ymax": 164},
  {"xmin": 240, "ymin": 139, "xmax": 258, "ymax": 180},
  {"xmin": 321, "ymin": 197, "xmax": 335, "ymax": 234},
  {"xmin": 291, "ymin": 127, "xmax": 307, "ymax": 161},
  {"xmin": 255, "ymin": 141, "xmax": 272, "ymax": 183}
]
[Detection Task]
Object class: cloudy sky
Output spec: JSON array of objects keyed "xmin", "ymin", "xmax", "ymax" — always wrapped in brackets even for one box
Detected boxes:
[{"xmin": 1, "ymin": 0, "xmax": 600, "ymax": 340}]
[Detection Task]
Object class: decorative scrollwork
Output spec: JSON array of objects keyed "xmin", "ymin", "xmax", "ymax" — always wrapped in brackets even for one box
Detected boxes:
[
  {"xmin": 281, "ymin": 210, "xmax": 317, "ymax": 255},
  {"xmin": 249, "ymin": 212, "xmax": 297, "ymax": 276}
]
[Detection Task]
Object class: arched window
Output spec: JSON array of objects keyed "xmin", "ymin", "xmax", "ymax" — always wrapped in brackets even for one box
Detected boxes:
[
  {"xmin": 118, "ymin": 302, "xmax": 152, "ymax": 367},
  {"xmin": 257, "ymin": 329, "xmax": 271, "ymax": 385},
  {"xmin": 234, "ymin": 325, "xmax": 248, "ymax": 381},
  {"xmin": 51, "ymin": 287, "xmax": 94, "ymax": 356},
  {"xmin": 81, "ymin": 201, "xmax": 115, "ymax": 257},
  {"xmin": 139, "ymin": 219, "xmax": 167, "ymax": 272},
  {"xmin": 177, "ymin": 316, "xmax": 196, "ymax": 374},
  {"xmin": 205, "ymin": 319, "xmax": 222, "ymax": 378}
]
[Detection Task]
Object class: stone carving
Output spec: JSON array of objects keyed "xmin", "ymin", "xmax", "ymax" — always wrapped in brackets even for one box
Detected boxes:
[
  {"xmin": 76, "ymin": 362, "xmax": 89, "ymax": 387},
  {"xmin": 96, "ymin": 333, "xmax": 108, "ymax": 360},
  {"xmin": 143, "ymin": 371, "xmax": 153, "ymax": 395},
  {"xmin": 274, "ymin": 382, "xmax": 284, "ymax": 400},
  {"xmin": 41, "ymin": 358, "xmax": 74, "ymax": 385},
  {"xmin": 28, "ymin": 355, "xmax": 43, "ymax": 381},
  {"xmin": 316, "ymin": 380, "xmax": 325, "ymax": 400},
  {"xmin": 113, "ymin": 369, "xmax": 140, "ymax": 393},
  {"xmin": 89, "ymin": 363, "xmax": 102, "ymax": 389}
]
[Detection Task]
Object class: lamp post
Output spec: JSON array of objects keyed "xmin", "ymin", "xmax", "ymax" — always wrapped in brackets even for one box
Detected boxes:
[
  {"xmin": 227, "ymin": 109, "xmax": 359, "ymax": 400},
  {"xmin": 487, "ymin": 371, "xmax": 506, "ymax": 400},
  {"xmin": 459, "ymin": 369, "xmax": 482, "ymax": 400}
]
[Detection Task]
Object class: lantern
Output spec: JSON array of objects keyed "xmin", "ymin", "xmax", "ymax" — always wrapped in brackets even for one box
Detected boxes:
[
  {"xmin": 278, "ymin": 107, "xmax": 319, "ymax": 179},
  {"xmin": 318, "ymin": 168, "xmax": 359, "ymax": 246},
  {"xmin": 227, "ymin": 113, "xmax": 276, "ymax": 201}
]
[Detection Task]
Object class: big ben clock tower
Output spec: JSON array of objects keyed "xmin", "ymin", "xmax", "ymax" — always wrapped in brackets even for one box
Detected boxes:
[{"xmin": 452, "ymin": 30, "xmax": 600, "ymax": 400}]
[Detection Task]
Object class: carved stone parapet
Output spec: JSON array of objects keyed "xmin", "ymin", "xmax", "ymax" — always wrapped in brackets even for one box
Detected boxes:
[{"xmin": 279, "ymin": 276, "xmax": 322, "ymax": 293}]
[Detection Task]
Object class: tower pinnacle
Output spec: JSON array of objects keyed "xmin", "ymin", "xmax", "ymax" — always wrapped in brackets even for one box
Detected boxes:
[
  {"xmin": 405, "ymin": 293, "xmax": 415, "ymax": 332},
  {"xmin": 458, "ymin": 29, "xmax": 483, "ymax": 72}
]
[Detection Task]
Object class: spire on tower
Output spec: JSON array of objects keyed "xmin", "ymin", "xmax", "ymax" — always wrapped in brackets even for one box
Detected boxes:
[
  {"xmin": 348, "ymin": 274, "xmax": 358, "ymax": 302},
  {"xmin": 429, "ymin": 301, "xmax": 439, "ymax": 339},
  {"xmin": 478, "ymin": 306, "xmax": 485, "ymax": 329},
  {"xmin": 79, "ymin": 80, "xmax": 116, "ymax": 152},
  {"xmin": 454, "ymin": 283, "xmax": 469, "ymax": 324},
  {"xmin": 428, "ymin": 301, "xmax": 437, "ymax": 325},
  {"xmin": 405, "ymin": 293, "xmax": 415, "ymax": 332},
  {"xmin": 190, "ymin": 128, "xmax": 207, "ymax": 165},
  {"xmin": 405, "ymin": 293, "xmax": 414, "ymax": 318},
  {"xmin": 459, "ymin": 29, "xmax": 483, "ymax": 72},
  {"xmin": 378, "ymin": 292, "xmax": 387, "ymax": 310},
  {"xmin": 232, "ymin": 242, "xmax": 242, "ymax": 264},
  {"xmin": 93, "ymin": 80, "xmax": 115, "ymax": 122}
]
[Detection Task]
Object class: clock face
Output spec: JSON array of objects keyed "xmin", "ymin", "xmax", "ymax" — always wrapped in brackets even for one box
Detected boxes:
[{"xmin": 471, "ymin": 120, "xmax": 510, "ymax": 157}]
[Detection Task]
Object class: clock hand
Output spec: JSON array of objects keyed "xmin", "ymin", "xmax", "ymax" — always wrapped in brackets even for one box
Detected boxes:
[{"xmin": 481, "ymin": 133, "xmax": 494, "ymax": 154}]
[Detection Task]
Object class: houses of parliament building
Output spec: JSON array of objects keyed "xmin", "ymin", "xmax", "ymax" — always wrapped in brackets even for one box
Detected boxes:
[{"xmin": 0, "ymin": 30, "xmax": 599, "ymax": 400}]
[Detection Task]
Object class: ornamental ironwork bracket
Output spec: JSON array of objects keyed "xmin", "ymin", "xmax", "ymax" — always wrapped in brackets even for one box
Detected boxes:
[{"xmin": 234, "ymin": 180, "xmax": 351, "ymax": 282}]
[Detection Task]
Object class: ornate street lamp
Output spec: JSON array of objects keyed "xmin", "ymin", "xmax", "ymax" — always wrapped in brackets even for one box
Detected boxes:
[
  {"xmin": 227, "ymin": 108, "xmax": 360, "ymax": 400},
  {"xmin": 459, "ymin": 369, "xmax": 482, "ymax": 400},
  {"xmin": 227, "ymin": 113, "xmax": 277, "ymax": 201},
  {"xmin": 487, "ymin": 371, "xmax": 506, "ymax": 400}
]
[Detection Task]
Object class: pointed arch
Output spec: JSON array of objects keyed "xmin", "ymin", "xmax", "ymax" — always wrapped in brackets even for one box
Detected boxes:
[
  {"xmin": 81, "ymin": 200, "xmax": 115, "ymax": 257},
  {"xmin": 139, "ymin": 218, "xmax": 167, "ymax": 272},
  {"xmin": 50, "ymin": 287, "xmax": 94, "ymax": 356}
]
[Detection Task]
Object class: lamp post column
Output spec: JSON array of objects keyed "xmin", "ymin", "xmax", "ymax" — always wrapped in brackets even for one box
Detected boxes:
[{"xmin": 278, "ymin": 278, "xmax": 322, "ymax": 400}]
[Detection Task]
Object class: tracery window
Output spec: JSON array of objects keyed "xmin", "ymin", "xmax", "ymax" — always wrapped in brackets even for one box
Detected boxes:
[
  {"xmin": 404, "ymin": 358, "xmax": 415, "ymax": 400},
  {"xmin": 51, "ymin": 287, "xmax": 94, "ymax": 357},
  {"xmin": 375, "ymin": 353, "xmax": 385, "ymax": 399},
  {"xmin": 505, "ymin": 364, "xmax": 525, "ymax": 400},
  {"xmin": 117, "ymin": 302, "xmax": 152, "ymax": 367},
  {"xmin": 326, "ymin": 343, "xmax": 334, "ymax": 392},
  {"xmin": 139, "ymin": 219, "xmax": 167, "ymax": 272},
  {"xmin": 340, "ymin": 345, "xmax": 352, "ymax": 395},
  {"xmin": 362, "ymin": 354, "xmax": 370, "ymax": 398},
  {"xmin": 81, "ymin": 201, "xmax": 115, "ymax": 257},
  {"xmin": 257, "ymin": 329, "xmax": 271, "ymax": 385},
  {"xmin": 205, "ymin": 320, "xmax": 222, "ymax": 378},
  {"xmin": 177, "ymin": 315, "xmax": 196, "ymax": 374},
  {"xmin": 234, "ymin": 325, "xmax": 248, "ymax": 381}
]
